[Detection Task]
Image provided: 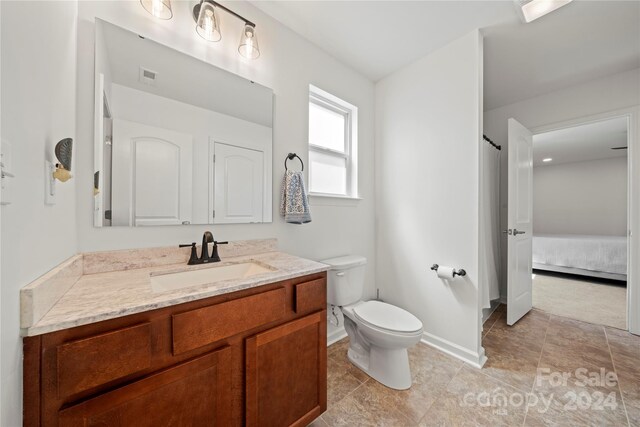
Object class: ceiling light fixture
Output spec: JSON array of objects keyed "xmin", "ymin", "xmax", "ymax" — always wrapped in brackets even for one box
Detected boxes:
[
  {"xmin": 193, "ymin": 0, "xmax": 260, "ymax": 59},
  {"xmin": 515, "ymin": 0, "xmax": 573, "ymax": 23},
  {"xmin": 140, "ymin": 0, "xmax": 173, "ymax": 20},
  {"xmin": 542, "ymin": 158, "xmax": 553, "ymax": 162}
]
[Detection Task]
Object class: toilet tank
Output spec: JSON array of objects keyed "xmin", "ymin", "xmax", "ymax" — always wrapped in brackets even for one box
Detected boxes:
[{"xmin": 321, "ymin": 255, "xmax": 367, "ymax": 306}]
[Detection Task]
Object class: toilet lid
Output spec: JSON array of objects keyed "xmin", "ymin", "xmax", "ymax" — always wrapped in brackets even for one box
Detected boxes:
[{"xmin": 353, "ymin": 301, "xmax": 423, "ymax": 333}]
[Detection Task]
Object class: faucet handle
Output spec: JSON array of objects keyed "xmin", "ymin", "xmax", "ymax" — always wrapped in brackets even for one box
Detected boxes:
[
  {"xmin": 209, "ymin": 241, "xmax": 228, "ymax": 263},
  {"xmin": 179, "ymin": 242, "xmax": 199, "ymax": 265}
]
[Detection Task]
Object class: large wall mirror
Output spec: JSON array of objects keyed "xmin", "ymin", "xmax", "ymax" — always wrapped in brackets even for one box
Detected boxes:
[{"xmin": 93, "ymin": 19, "xmax": 273, "ymax": 227}]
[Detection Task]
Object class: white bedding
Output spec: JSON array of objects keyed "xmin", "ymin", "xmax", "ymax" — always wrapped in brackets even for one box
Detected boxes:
[{"xmin": 533, "ymin": 234, "xmax": 627, "ymax": 275}]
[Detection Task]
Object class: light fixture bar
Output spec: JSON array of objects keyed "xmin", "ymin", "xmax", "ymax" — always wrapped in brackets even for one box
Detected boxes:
[{"xmin": 193, "ymin": 0, "xmax": 255, "ymax": 28}]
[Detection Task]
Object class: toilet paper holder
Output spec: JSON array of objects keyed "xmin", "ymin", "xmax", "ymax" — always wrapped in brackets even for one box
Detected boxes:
[{"xmin": 430, "ymin": 264, "xmax": 466, "ymax": 277}]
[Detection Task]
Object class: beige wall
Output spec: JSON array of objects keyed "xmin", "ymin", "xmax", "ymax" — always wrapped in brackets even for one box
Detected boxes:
[{"xmin": 533, "ymin": 157, "xmax": 627, "ymax": 236}]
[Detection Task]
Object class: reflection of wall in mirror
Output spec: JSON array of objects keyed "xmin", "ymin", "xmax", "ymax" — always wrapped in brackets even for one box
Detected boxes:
[{"xmin": 107, "ymin": 84, "xmax": 271, "ymax": 225}]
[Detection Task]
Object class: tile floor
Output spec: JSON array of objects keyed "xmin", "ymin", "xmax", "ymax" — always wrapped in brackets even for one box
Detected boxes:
[{"xmin": 310, "ymin": 306, "xmax": 640, "ymax": 426}]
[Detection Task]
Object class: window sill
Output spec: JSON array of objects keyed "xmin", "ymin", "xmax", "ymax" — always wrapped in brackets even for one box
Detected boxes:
[{"xmin": 308, "ymin": 193, "xmax": 362, "ymax": 207}]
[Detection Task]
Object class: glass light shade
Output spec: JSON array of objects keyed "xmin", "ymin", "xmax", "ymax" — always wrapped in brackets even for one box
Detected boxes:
[
  {"xmin": 140, "ymin": 0, "xmax": 173, "ymax": 20},
  {"xmin": 238, "ymin": 24, "xmax": 260, "ymax": 59},
  {"xmin": 196, "ymin": 2, "xmax": 222, "ymax": 42}
]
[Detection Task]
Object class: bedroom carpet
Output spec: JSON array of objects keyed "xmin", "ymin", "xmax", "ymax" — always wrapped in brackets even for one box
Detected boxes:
[{"xmin": 533, "ymin": 272, "xmax": 626, "ymax": 329}]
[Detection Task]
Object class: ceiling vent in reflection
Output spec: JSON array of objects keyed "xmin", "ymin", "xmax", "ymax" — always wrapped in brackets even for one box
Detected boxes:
[{"xmin": 139, "ymin": 66, "xmax": 158, "ymax": 86}]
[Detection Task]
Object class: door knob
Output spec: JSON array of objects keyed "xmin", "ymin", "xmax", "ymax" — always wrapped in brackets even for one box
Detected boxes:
[{"xmin": 513, "ymin": 229, "xmax": 526, "ymax": 235}]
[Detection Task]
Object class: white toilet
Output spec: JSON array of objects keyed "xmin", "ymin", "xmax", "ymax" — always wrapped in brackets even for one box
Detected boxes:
[{"xmin": 322, "ymin": 255, "xmax": 424, "ymax": 390}]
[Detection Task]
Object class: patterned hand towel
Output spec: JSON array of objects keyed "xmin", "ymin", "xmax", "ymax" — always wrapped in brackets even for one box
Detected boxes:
[{"xmin": 280, "ymin": 170, "xmax": 312, "ymax": 224}]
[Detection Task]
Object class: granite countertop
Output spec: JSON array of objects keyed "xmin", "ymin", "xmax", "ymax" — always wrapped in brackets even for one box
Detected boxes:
[{"xmin": 23, "ymin": 250, "xmax": 329, "ymax": 337}]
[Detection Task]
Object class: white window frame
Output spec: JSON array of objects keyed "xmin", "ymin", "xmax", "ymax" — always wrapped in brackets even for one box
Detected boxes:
[{"xmin": 308, "ymin": 85, "xmax": 358, "ymax": 198}]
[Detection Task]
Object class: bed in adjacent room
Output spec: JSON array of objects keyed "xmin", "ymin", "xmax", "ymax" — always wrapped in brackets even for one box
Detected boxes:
[{"xmin": 532, "ymin": 234, "xmax": 627, "ymax": 281}]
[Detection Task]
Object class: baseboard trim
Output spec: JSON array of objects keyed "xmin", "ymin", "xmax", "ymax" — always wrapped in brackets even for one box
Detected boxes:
[
  {"xmin": 421, "ymin": 332, "xmax": 487, "ymax": 368},
  {"xmin": 327, "ymin": 327, "xmax": 347, "ymax": 346}
]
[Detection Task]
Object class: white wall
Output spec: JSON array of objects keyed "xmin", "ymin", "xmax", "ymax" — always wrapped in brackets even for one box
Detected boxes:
[
  {"xmin": 375, "ymin": 31, "xmax": 484, "ymax": 365},
  {"xmin": 484, "ymin": 67, "xmax": 640, "ymax": 304},
  {"xmin": 533, "ymin": 157, "xmax": 628, "ymax": 236},
  {"xmin": 0, "ymin": 2, "xmax": 79, "ymax": 426}
]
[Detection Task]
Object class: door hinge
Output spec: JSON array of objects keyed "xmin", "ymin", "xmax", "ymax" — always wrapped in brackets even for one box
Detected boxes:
[
  {"xmin": 212, "ymin": 210, "xmax": 215, "ymax": 218},
  {"xmin": 213, "ymin": 154, "xmax": 216, "ymax": 162}
]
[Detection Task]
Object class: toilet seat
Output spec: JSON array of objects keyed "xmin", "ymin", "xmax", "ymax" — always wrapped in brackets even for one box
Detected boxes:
[{"xmin": 353, "ymin": 301, "xmax": 422, "ymax": 333}]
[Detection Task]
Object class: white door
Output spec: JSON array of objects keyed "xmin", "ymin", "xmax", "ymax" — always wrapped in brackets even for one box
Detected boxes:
[
  {"xmin": 112, "ymin": 119, "xmax": 193, "ymax": 226},
  {"xmin": 507, "ymin": 118, "xmax": 534, "ymax": 325},
  {"xmin": 213, "ymin": 142, "xmax": 264, "ymax": 224}
]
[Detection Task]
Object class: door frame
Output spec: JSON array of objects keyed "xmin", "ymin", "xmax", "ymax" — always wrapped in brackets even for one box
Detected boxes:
[{"xmin": 528, "ymin": 107, "xmax": 639, "ymax": 335}]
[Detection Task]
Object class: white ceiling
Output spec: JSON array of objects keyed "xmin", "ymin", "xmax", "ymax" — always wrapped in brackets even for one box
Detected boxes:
[
  {"xmin": 483, "ymin": 0, "xmax": 640, "ymax": 109},
  {"xmin": 533, "ymin": 116, "xmax": 628, "ymax": 167},
  {"xmin": 251, "ymin": 1, "xmax": 640, "ymax": 110},
  {"xmin": 251, "ymin": 1, "xmax": 517, "ymax": 81},
  {"xmin": 100, "ymin": 19, "xmax": 273, "ymax": 127}
]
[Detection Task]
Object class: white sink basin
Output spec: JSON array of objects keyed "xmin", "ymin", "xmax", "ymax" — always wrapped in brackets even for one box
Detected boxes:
[{"xmin": 150, "ymin": 262, "xmax": 274, "ymax": 293}]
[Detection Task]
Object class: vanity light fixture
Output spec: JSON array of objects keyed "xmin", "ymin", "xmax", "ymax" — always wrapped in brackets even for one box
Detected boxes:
[
  {"xmin": 140, "ymin": 0, "xmax": 173, "ymax": 20},
  {"xmin": 515, "ymin": 0, "xmax": 573, "ymax": 23},
  {"xmin": 193, "ymin": 0, "xmax": 260, "ymax": 59}
]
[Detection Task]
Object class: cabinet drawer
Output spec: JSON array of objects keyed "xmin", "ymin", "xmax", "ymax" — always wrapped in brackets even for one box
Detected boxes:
[
  {"xmin": 294, "ymin": 279, "xmax": 326, "ymax": 314},
  {"xmin": 57, "ymin": 323, "xmax": 152, "ymax": 397},
  {"xmin": 172, "ymin": 287, "xmax": 287, "ymax": 355}
]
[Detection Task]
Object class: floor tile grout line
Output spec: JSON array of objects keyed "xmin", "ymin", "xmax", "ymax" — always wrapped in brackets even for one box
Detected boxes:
[
  {"xmin": 470, "ymin": 359, "xmax": 537, "ymax": 395},
  {"xmin": 342, "ymin": 374, "xmax": 369, "ymax": 401},
  {"xmin": 604, "ymin": 326, "xmax": 632, "ymax": 427},
  {"xmin": 483, "ymin": 307, "xmax": 504, "ymax": 337},
  {"xmin": 416, "ymin": 362, "xmax": 466, "ymax": 426},
  {"xmin": 330, "ymin": 374, "xmax": 417, "ymax": 427},
  {"xmin": 522, "ymin": 313, "xmax": 552, "ymax": 427},
  {"xmin": 478, "ymin": 313, "xmax": 551, "ymax": 396},
  {"xmin": 321, "ymin": 373, "xmax": 368, "ymax": 424}
]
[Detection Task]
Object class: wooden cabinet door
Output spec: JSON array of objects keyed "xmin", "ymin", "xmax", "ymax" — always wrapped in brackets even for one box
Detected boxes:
[
  {"xmin": 246, "ymin": 311, "xmax": 327, "ymax": 427},
  {"xmin": 58, "ymin": 347, "xmax": 232, "ymax": 427}
]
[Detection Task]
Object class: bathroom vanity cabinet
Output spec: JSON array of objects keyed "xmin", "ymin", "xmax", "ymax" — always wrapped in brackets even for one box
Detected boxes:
[{"xmin": 23, "ymin": 272, "xmax": 327, "ymax": 427}]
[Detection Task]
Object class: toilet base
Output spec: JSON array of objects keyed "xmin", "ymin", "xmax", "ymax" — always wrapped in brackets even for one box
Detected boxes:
[{"xmin": 347, "ymin": 344, "xmax": 412, "ymax": 390}]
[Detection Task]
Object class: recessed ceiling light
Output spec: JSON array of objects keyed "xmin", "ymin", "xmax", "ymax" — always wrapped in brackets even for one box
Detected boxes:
[
  {"xmin": 543, "ymin": 158, "xmax": 553, "ymax": 162},
  {"xmin": 515, "ymin": 0, "xmax": 573, "ymax": 23}
]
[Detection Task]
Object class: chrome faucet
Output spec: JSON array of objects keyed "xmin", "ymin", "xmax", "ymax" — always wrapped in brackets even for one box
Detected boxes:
[{"xmin": 179, "ymin": 231, "xmax": 228, "ymax": 265}]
